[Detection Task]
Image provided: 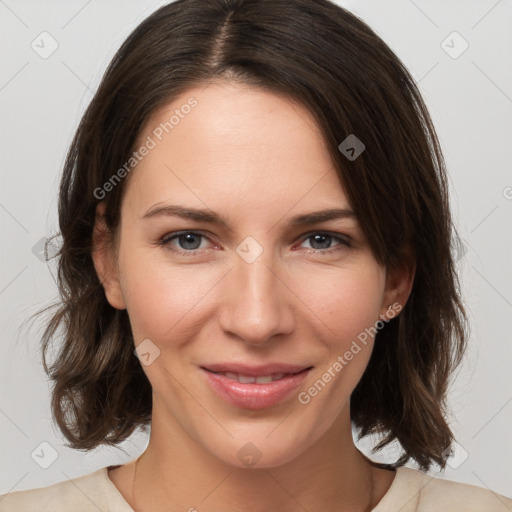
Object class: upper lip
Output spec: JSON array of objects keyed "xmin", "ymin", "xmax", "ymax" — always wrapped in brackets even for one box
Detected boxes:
[{"xmin": 201, "ymin": 363, "xmax": 313, "ymax": 377}]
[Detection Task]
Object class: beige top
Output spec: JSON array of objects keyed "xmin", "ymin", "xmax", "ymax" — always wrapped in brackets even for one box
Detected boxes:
[{"xmin": 0, "ymin": 463, "xmax": 510, "ymax": 511}]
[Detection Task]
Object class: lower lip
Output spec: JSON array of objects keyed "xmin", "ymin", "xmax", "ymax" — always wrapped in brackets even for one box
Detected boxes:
[{"xmin": 201, "ymin": 368, "xmax": 311, "ymax": 410}]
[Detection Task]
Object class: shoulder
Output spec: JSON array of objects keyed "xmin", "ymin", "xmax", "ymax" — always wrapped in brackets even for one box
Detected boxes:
[
  {"xmin": 0, "ymin": 467, "xmax": 133, "ymax": 512},
  {"xmin": 417, "ymin": 469, "xmax": 512, "ymax": 512},
  {"xmin": 375, "ymin": 466, "xmax": 512, "ymax": 512}
]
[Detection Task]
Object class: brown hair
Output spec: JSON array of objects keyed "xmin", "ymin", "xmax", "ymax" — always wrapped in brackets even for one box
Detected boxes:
[{"xmin": 36, "ymin": 0, "xmax": 468, "ymax": 471}]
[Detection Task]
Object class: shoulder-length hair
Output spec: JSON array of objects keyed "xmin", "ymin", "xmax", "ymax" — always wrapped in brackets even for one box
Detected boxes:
[{"xmin": 37, "ymin": 0, "xmax": 467, "ymax": 471}]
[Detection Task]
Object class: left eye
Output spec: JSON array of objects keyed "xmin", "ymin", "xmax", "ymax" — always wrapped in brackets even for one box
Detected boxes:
[
  {"xmin": 299, "ymin": 232, "xmax": 350, "ymax": 252},
  {"xmin": 158, "ymin": 231, "xmax": 350, "ymax": 255}
]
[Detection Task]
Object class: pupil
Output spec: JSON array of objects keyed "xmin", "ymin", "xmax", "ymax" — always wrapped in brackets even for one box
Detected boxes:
[
  {"xmin": 312, "ymin": 234, "xmax": 330, "ymax": 249},
  {"xmin": 181, "ymin": 233, "xmax": 201, "ymax": 250}
]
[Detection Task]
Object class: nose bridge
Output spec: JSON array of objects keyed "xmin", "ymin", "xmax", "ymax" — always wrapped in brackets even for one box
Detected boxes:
[{"xmin": 219, "ymin": 238, "xmax": 294, "ymax": 344}]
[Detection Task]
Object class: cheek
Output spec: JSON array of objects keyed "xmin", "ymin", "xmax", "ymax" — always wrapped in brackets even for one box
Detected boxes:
[
  {"xmin": 117, "ymin": 249, "xmax": 221, "ymax": 343},
  {"xmin": 295, "ymin": 267, "xmax": 384, "ymax": 416},
  {"xmin": 291, "ymin": 261, "xmax": 385, "ymax": 342}
]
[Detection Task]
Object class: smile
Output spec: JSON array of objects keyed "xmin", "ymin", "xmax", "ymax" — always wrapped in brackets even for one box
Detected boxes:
[{"xmin": 201, "ymin": 365, "xmax": 313, "ymax": 410}]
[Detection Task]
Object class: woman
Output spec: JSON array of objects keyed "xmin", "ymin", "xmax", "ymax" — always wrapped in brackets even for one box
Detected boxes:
[{"xmin": 1, "ymin": 0, "xmax": 510, "ymax": 510}]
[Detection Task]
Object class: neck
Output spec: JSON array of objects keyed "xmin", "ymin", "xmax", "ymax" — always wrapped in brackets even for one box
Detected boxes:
[{"xmin": 130, "ymin": 406, "xmax": 386, "ymax": 512}]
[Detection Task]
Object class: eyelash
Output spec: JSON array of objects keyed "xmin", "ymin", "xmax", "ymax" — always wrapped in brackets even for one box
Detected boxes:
[{"xmin": 157, "ymin": 230, "xmax": 351, "ymax": 257}]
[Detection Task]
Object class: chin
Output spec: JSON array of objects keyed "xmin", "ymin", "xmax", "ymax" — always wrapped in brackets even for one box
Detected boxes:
[{"xmin": 202, "ymin": 425, "xmax": 316, "ymax": 470}]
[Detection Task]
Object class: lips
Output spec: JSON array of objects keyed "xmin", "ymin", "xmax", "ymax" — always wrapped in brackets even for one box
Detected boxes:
[{"xmin": 201, "ymin": 363, "xmax": 313, "ymax": 410}]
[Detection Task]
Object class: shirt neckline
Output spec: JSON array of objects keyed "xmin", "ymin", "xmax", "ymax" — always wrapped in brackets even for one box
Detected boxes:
[{"xmin": 98, "ymin": 460, "xmax": 408, "ymax": 512}]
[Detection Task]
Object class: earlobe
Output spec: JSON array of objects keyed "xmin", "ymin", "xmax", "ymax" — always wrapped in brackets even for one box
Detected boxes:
[{"xmin": 91, "ymin": 202, "xmax": 127, "ymax": 310}]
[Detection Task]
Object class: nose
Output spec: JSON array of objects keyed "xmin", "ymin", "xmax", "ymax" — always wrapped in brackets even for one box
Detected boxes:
[{"xmin": 218, "ymin": 247, "xmax": 295, "ymax": 346}]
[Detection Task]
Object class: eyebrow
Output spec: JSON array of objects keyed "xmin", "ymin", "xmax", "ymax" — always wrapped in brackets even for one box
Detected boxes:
[{"xmin": 141, "ymin": 204, "xmax": 356, "ymax": 227}]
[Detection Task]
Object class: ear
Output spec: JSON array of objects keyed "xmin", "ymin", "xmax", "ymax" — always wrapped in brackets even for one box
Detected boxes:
[
  {"xmin": 91, "ymin": 202, "xmax": 126, "ymax": 310},
  {"xmin": 379, "ymin": 248, "xmax": 415, "ymax": 321}
]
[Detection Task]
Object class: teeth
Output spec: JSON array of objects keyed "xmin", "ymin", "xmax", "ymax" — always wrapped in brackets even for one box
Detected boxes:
[
  {"xmin": 220, "ymin": 372, "xmax": 287, "ymax": 383},
  {"xmin": 269, "ymin": 373, "xmax": 286, "ymax": 382},
  {"xmin": 254, "ymin": 375, "xmax": 273, "ymax": 384},
  {"xmin": 239, "ymin": 374, "xmax": 256, "ymax": 384}
]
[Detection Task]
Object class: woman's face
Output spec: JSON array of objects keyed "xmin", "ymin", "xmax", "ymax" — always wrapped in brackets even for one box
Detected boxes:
[{"xmin": 95, "ymin": 81, "xmax": 409, "ymax": 468}]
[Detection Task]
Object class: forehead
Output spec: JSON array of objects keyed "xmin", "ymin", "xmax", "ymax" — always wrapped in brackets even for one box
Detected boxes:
[{"xmin": 124, "ymin": 81, "xmax": 351, "ymax": 216}]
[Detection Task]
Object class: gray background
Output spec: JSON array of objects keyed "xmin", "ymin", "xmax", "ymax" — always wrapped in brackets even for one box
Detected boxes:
[{"xmin": 1, "ymin": 0, "xmax": 511, "ymax": 499}]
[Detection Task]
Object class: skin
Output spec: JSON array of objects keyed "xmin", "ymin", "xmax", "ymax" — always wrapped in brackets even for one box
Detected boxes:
[{"xmin": 93, "ymin": 80, "xmax": 415, "ymax": 512}]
